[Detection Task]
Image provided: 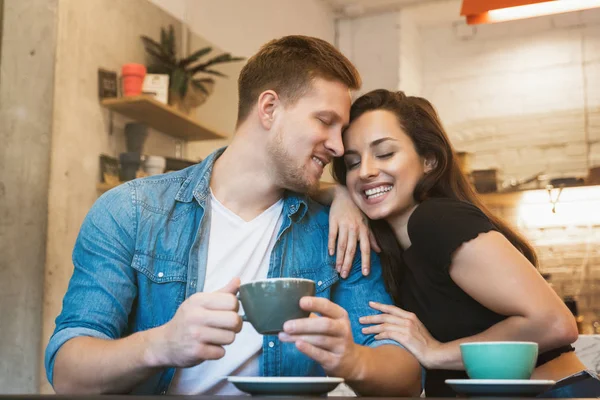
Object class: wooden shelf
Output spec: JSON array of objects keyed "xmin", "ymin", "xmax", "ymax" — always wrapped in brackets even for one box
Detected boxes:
[{"xmin": 101, "ymin": 96, "xmax": 227, "ymax": 141}]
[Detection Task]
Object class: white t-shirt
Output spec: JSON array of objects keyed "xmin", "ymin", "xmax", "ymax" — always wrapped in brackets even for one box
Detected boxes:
[{"xmin": 168, "ymin": 190, "xmax": 284, "ymax": 395}]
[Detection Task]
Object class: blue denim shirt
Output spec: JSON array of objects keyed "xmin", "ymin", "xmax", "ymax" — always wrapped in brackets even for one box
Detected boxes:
[{"xmin": 45, "ymin": 148, "xmax": 399, "ymax": 394}]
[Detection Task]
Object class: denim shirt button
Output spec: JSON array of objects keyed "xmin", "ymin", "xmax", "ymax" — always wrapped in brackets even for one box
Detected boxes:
[
  {"xmin": 268, "ymin": 341, "xmax": 275, "ymax": 348},
  {"xmin": 157, "ymin": 272, "xmax": 164, "ymax": 278},
  {"xmin": 317, "ymin": 281, "xmax": 323, "ymax": 286}
]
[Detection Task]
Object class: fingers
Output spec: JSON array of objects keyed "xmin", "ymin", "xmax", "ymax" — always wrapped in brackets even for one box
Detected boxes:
[
  {"xmin": 197, "ymin": 326, "xmax": 237, "ymax": 346},
  {"xmin": 374, "ymin": 330, "xmax": 406, "ymax": 343},
  {"xmin": 359, "ymin": 226, "xmax": 371, "ymax": 276},
  {"xmin": 328, "ymin": 220, "xmax": 338, "ymax": 257},
  {"xmin": 359, "ymin": 313, "xmax": 405, "ymax": 327},
  {"xmin": 340, "ymin": 229, "xmax": 357, "ymax": 279},
  {"xmin": 283, "ymin": 314, "xmax": 343, "ymax": 337},
  {"xmin": 369, "ymin": 229, "xmax": 382, "ymax": 253},
  {"xmin": 362, "ymin": 322, "xmax": 408, "ymax": 335},
  {"xmin": 216, "ymin": 277, "xmax": 241, "ymax": 294},
  {"xmin": 191, "ymin": 292, "xmax": 239, "ymax": 312},
  {"xmin": 298, "ymin": 297, "xmax": 347, "ymax": 320},
  {"xmin": 293, "ymin": 340, "xmax": 331, "ymax": 367},
  {"xmin": 194, "ymin": 343, "xmax": 227, "ymax": 361},
  {"xmin": 278, "ymin": 332, "xmax": 338, "ymax": 351},
  {"xmin": 335, "ymin": 226, "xmax": 348, "ymax": 273},
  {"xmin": 198, "ymin": 310, "xmax": 243, "ymax": 332},
  {"xmin": 367, "ymin": 301, "xmax": 414, "ymax": 318}
]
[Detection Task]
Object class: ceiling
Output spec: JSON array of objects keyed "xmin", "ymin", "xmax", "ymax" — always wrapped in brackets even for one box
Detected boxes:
[{"xmin": 321, "ymin": 0, "xmax": 435, "ymax": 17}]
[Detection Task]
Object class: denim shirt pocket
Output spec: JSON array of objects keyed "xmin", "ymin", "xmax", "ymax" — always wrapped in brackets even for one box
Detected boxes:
[
  {"xmin": 291, "ymin": 264, "xmax": 339, "ymax": 296},
  {"xmin": 130, "ymin": 253, "xmax": 188, "ymax": 331}
]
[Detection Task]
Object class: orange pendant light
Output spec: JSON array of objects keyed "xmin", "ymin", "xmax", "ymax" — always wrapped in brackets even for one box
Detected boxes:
[{"xmin": 461, "ymin": 0, "xmax": 600, "ymax": 25}]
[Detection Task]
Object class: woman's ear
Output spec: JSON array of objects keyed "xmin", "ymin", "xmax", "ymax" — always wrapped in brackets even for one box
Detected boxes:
[
  {"xmin": 257, "ymin": 90, "xmax": 279, "ymax": 130},
  {"xmin": 423, "ymin": 156, "xmax": 438, "ymax": 173}
]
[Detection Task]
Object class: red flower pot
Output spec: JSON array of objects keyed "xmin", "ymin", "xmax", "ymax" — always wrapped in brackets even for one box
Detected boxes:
[{"xmin": 122, "ymin": 63, "xmax": 147, "ymax": 96}]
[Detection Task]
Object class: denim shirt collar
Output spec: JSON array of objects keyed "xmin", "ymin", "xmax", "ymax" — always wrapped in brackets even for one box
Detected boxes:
[{"xmin": 174, "ymin": 147, "xmax": 309, "ymax": 221}]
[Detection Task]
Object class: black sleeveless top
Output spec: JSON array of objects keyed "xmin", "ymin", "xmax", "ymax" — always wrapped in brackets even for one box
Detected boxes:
[{"xmin": 398, "ymin": 198, "xmax": 573, "ymax": 397}]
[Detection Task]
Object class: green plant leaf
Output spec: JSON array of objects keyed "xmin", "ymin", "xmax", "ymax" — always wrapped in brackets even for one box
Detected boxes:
[
  {"xmin": 147, "ymin": 63, "xmax": 171, "ymax": 74},
  {"xmin": 191, "ymin": 80, "xmax": 209, "ymax": 95},
  {"xmin": 171, "ymin": 68, "xmax": 189, "ymax": 98},
  {"xmin": 192, "ymin": 53, "xmax": 245, "ymax": 72},
  {"xmin": 167, "ymin": 25, "xmax": 176, "ymax": 58},
  {"xmin": 181, "ymin": 78, "xmax": 189, "ymax": 98},
  {"xmin": 193, "ymin": 77, "xmax": 215, "ymax": 84},
  {"xmin": 144, "ymin": 47, "xmax": 176, "ymax": 69},
  {"xmin": 195, "ymin": 69, "xmax": 228, "ymax": 78},
  {"xmin": 141, "ymin": 36, "xmax": 166, "ymax": 56},
  {"xmin": 142, "ymin": 24, "xmax": 244, "ymax": 98},
  {"xmin": 180, "ymin": 47, "xmax": 213, "ymax": 68},
  {"xmin": 160, "ymin": 27, "xmax": 168, "ymax": 50}
]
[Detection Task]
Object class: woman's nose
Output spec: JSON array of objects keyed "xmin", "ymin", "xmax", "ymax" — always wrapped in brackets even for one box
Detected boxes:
[{"xmin": 359, "ymin": 157, "xmax": 378, "ymax": 180}]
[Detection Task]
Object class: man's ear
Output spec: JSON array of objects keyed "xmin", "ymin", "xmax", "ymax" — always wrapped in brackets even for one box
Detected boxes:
[
  {"xmin": 257, "ymin": 90, "xmax": 279, "ymax": 130},
  {"xmin": 424, "ymin": 155, "xmax": 437, "ymax": 173}
]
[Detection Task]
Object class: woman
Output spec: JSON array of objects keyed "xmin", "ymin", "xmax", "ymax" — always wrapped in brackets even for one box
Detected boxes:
[{"xmin": 331, "ymin": 89, "xmax": 597, "ymax": 397}]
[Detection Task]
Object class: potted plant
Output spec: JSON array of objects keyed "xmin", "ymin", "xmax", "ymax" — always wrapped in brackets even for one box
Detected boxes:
[{"xmin": 141, "ymin": 25, "xmax": 245, "ymax": 114}]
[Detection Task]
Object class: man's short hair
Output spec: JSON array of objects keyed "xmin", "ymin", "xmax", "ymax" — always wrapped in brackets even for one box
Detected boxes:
[{"xmin": 236, "ymin": 35, "xmax": 361, "ymax": 126}]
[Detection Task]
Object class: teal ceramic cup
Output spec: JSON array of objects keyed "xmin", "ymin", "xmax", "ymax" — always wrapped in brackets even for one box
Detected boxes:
[
  {"xmin": 460, "ymin": 341, "xmax": 539, "ymax": 380},
  {"xmin": 238, "ymin": 278, "xmax": 316, "ymax": 335}
]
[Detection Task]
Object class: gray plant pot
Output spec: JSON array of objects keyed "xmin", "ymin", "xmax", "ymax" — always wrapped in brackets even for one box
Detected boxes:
[
  {"xmin": 119, "ymin": 152, "xmax": 141, "ymax": 181},
  {"xmin": 124, "ymin": 123, "xmax": 148, "ymax": 154}
]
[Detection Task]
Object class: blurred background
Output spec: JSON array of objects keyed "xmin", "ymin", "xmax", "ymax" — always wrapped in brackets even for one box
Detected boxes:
[{"xmin": 1, "ymin": 0, "xmax": 599, "ymax": 394}]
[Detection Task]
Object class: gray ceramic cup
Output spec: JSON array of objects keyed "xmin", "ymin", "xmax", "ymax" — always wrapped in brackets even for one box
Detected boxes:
[{"xmin": 238, "ymin": 278, "xmax": 316, "ymax": 335}]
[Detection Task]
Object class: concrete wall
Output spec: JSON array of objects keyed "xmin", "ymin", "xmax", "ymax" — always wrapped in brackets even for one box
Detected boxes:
[
  {"xmin": 0, "ymin": 0, "xmax": 4, "ymax": 62},
  {"xmin": 0, "ymin": 0, "xmax": 58, "ymax": 393},
  {"xmin": 40, "ymin": 0, "xmax": 185, "ymax": 393},
  {"xmin": 337, "ymin": 12, "xmax": 400, "ymax": 97},
  {"xmin": 150, "ymin": 0, "xmax": 335, "ymax": 57}
]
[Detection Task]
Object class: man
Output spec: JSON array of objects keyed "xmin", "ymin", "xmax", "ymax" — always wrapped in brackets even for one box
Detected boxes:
[{"xmin": 45, "ymin": 35, "xmax": 421, "ymax": 395}]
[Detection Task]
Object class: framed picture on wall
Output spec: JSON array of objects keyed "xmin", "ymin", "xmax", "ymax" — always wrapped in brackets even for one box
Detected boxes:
[{"xmin": 98, "ymin": 68, "xmax": 118, "ymax": 99}]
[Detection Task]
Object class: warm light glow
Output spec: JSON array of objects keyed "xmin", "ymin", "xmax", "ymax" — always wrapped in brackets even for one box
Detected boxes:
[
  {"xmin": 516, "ymin": 185, "xmax": 600, "ymax": 228},
  {"xmin": 517, "ymin": 201, "xmax": 600, "ymax": 228},
  {"xmin": 468, "ymin": 0, "xmax": 600, "ymax": 24},
  {"xmin": 519, "ymin": 185, "xmax": 600, "ymax": 204}
]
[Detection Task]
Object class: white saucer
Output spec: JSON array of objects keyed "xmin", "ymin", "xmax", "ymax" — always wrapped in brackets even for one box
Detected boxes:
[
  {"xmin": 227, "ymin": 376, "xmax": 344, "ymax": 396},
  {"xmin": 445, "ymin": 379, "xmax": 556, "ymax": 397}
]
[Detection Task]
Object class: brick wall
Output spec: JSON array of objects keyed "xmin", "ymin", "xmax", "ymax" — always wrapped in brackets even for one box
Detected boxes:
[{"xmin": 418, "ymin": 7, "xmax": 600, "ymax": 184}]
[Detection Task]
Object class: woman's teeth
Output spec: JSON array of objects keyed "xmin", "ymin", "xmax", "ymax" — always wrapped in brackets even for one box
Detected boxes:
[
  {"xmin": 364, "ymin": 185, "xmax": 393, "ymax": 199},
  {"xmin": 312, "ymin": 157, "xmax": 324, "ymax": 167}
]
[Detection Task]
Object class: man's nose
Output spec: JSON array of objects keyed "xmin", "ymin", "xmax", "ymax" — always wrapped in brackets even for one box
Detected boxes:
[{"xmin": 325, "ymin": 132, "xmax": 344, "ymax": 158}]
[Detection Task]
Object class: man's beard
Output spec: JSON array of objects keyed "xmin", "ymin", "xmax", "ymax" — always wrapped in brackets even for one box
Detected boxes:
[{"xmin": 267, "ymin": 132, "xmax": 318, "ymax": 194}]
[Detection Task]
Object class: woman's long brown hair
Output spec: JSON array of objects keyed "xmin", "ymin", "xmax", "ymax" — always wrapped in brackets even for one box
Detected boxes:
[{"xmin": 332, "ymin": 89, "xmax": 537, "ymax": 304}]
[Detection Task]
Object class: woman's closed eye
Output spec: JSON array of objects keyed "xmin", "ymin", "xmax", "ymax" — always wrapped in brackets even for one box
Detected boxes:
[
  {"xmin": 376, "ymin": 152, "xmax": 394, "ymax": 159},
  {"xmin": 344, "ymin": 157, "xmax": 360, "ymax": 170}
]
